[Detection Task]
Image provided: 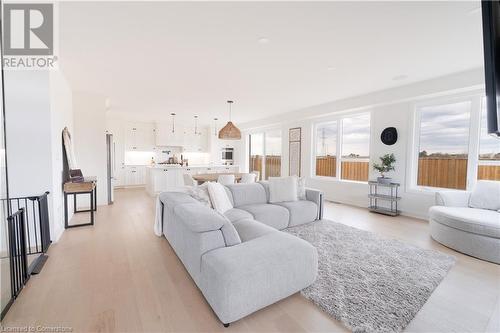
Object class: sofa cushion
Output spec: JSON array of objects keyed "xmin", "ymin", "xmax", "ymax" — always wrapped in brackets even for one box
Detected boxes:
[
  {"xmin": 200, "ymin": 231, "xmax": 318, "ymax": 324},
  {"xmin": 275, "ymin": 200, "xmax": 318, "ymax": 226},
  {"xmin": 258, "ymin": 181, "xmax": 271, "ymax": 202},
  {"xmin": 225, "ymin": 183, "xmax": 268, "ymax": 207},
  {"xmin": 259, "ymin": 180, "xmax": 306, "ymax": 201},
  {"xmin": 174, "ymin": 203, "xmax": 227, "ymax": 233},
  {"xmin": 429, "ymin": 206, "xmax": 500, "ymax": 238},
  {"xmin": 173, "ymin": 203, "xmax": 241, "ymax": 246},
  {"xmin": 188, "ymin": 183, "xmax": 212, "ymax": 208},
  {"xmin": 297, "ymin": 177, "xmax": 307, "ymax": 200},
  {"xmin": 268, "ymin": 176, "xmax": 298, "ymax": 203},
  {"xmin": 238, "ymin": 204, "xmax": 290, "ymax": 230},
  {"xmin": 469, "ymin": 180, "xmax": 500, "ymax": 211},
  {"xmin": 232, "ymin": 219, "xmax": 277, "ymax": 242},
  {"xmin": 207, "ymin": 182, "xmax": 233, "ymax": 214},
  {"xmin": 223, "ymin": 208, "xmax": 254, "ymax": 223},
  {"xmin": 224, "ymin": 186, "xmax": 234, "ymax": 206}
]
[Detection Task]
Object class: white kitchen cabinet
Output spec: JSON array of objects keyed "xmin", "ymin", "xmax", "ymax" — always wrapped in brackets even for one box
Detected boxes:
[
  {"xmin": 115, "ymin": 166, "xmax": 126, "ymax": 187},
  {"xmin": 155, "ymin": 122, "xmax": 210, "ymax": 152},
  {"xmin": 123, "ymin": 166, "xmax": 146, "ymax": 186},
  {"xmin": 146, "ymin": 166, "xmax": 240, "ymax": 196},
  {"xmin": 147, "ymin": 167, "xmax": 183, "ymax": 195},
  {"xmin": 218, "ymin": 166, "xmax": 239, "ymax": 173},
  {"xmin": 155, "ymin": 121, "xmax": 184, "ymax": 147},
  {"xmin": 183, "ymin": 167, "xmax": 199, "ymax": 176},
  {"xmin": 183, "ymin": 127, "xmax": 209, "ymax": 152},
  {"xmin": 136, "ymin": 167, "xmax": 146, "ymax": 184},
  {"xmin": 124, "ymin": 122, "xmax": 155, "ymax": 151},
  {"xmin": 125, "ymin": 167, "xmax": 137, "ymax": 185}
]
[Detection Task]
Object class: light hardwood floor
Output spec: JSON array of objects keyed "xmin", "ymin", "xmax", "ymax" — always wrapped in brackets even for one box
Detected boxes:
[{"xmin": 2, "ymin": 187, "xmax": 499, "ymax": 332}]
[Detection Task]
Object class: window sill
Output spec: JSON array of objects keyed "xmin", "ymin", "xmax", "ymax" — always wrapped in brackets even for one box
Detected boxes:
[
  {"xmin": 310, "ymin": 176, "xmax": 368, "ymax": 185},
  {"xmin": 310, "ymin": 176, "xmax": 338, "ymax": 182}
]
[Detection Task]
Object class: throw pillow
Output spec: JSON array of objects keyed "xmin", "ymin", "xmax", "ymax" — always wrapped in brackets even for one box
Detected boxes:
[
  {"xmin": 297, "ymin": 177, "xmax": 306, "ymax": 200},
  {"xmin": 188, "ymin": 182, "xmax": 212, "ymax": 208},
  {"xmin": 269, "ymin": 176, "xmax": 298, "ymax": 203},
  {"xmin": 469, "ymin": 180, "xmax": 500, "ymax": 211},
  {"xmin": 207, "ymin": 182, "xmax": 233, "ymax": 214}
]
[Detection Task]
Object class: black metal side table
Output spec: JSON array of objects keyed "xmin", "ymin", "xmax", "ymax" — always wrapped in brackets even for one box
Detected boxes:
[
  {"xmin": 368, "ymin": 181, "xmax": 401, "ymax": 216},
  {"xmin": 63, "ymin": 177, "xmax": 97, "ymax": 228}
]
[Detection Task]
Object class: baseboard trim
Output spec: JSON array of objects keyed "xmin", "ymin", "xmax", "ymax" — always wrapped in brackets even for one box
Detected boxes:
[{"xmin": 325, "ymin": 199, "xmax": 427, "ymax": 221}]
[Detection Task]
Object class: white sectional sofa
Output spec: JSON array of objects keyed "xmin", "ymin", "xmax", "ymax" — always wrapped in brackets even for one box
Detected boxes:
[
  {"xmin": 429, "ymin": 180, "xmax": 500, "ymax": 264},
  {"xmin": 158, "ymin": 182, "xmax": 323, "ymax": 326}
]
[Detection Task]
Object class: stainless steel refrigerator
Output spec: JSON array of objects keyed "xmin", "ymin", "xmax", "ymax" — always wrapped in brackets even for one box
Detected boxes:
[{"xmin": 106, "ymin": 134, "xmax": 115, "ymax": 204}]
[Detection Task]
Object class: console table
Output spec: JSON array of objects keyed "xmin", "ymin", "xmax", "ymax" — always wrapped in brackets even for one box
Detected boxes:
[
  {"xmin": 63, "ymin": 177, "xmax": 97, "ymax": 228},
  {"xmin": 368, "ymin": 181, "xmax": 400, "ymax": 216}
]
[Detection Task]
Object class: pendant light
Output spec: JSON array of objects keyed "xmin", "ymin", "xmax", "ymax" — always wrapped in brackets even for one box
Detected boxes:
[
  {"xmin": 213, "ymin": 118, "xmax": 218, "ymax": 136},
  {"xmin": 170, "ymin": 113, "xmax": 176, "ymax": 133},
  {"xmin": 218, "ymin": 100, "xmax": 241, "ymax": 140}
]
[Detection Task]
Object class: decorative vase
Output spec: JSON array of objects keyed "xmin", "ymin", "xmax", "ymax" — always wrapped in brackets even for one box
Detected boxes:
[{"xmin": 377, "ymin": 176, "xmax": 392, "ymax": 184}]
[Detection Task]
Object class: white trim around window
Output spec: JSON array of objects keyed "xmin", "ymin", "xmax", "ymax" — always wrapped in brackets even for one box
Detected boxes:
[
  {"xmin": 247, "ymin": 128, "xmax": 283, "ymax": 180},
  {"xmin": 407, "ymin": 92, "xmax": 487, "ymax": 193},
  {"xmin": 312, "ymin": 111, "xmax": 371, "ymax": 183}
]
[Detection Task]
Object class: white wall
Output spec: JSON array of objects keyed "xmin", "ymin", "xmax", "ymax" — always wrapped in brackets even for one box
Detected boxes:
[
  {"xmin": 49, "ymin": 71, "xmax": 74, "ymax": 240},
  {"xmin": 239, "ymin": 68, "xmax": 485, "ymax": 219},
  {"xmin": 73, "ymin": 92, "xmax": 108, "ymax": 206},
  {"xmin": 5, "ymin": 71, "xmax": 53, "ymax": 198},
  {"xmin": 4, "ymin": 71, "xmax": 56, "ymax": 246},
  {"xmin": 4, "ymin": 70, "xmax": 74, "ymax": 242}
]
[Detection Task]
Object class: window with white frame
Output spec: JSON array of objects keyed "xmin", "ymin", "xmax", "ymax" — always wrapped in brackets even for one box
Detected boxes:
[
  {"xmin": 415, "ymin": 101, "xmax": 472, "ymax": 190},
  {"xmin": 264, "ymin": 130, "xmax": 282, "ymax": 179},
  {"xmin": 315, "ymin": 121, "xmax": 337, "ymax": 177},
  {"xmin": 249, "ymin": 130, "xmax": 282, "ymax": 180},
  {"xmin": 314, "ymin": 112, "xmax": 370, "ymax": 182},
  {"xmin": 249, "ymin": 133, "xmax": 264, "ymax": 180},
  {"xmin": 341, "ymin": 113, "xmax": 371, "ymax": 181},
  {"xmin": 478, "ymin": 98, "xmax": 500, "ymax": 180}
]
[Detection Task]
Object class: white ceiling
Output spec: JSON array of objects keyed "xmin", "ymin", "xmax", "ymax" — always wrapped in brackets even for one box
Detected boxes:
[{"xmin": 59, "ymin": 1, "xmax": 484, "ymax": 126}]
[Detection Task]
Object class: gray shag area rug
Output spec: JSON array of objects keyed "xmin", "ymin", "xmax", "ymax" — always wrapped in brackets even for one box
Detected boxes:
[{"xmin": 285, "ymin": 219, "xmax": 456, "ymax": 333}]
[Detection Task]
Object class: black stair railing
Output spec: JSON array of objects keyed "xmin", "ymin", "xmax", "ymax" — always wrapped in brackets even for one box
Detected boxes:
[
  {"xmin": 7, "ymin": 208, "xmax": 29, "ymax": 298},
  {"xmin": 1, "ymin": 192, "xmax": 51, "ymax": 321},
  {"xmin": 3, "ymin": 192, "xmax": 51, "ymax": 261},
  {"xmin": 1, "ymin": 191, "xmax": 51, "ymax": 282}
]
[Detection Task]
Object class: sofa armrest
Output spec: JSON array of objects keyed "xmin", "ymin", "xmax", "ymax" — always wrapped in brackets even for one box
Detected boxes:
[
  {"xmin": 435, "ymin": 191, "xmax": 471, "ymax": 207},
  {"xmin": 200, "ymin": 232, "xmax": 317, "ymax": 324},
  {"xmin": 306, "ymin": 188, "xmax": 324, "ymax": 219}
]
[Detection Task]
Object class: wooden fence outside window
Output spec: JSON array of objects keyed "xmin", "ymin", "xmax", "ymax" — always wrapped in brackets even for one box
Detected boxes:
[
  {"xmin": 315, "ymin": 156, "xmax": 499, "ymax": 188},
  {"xmin": 250, "ymin": 155, "xmax": 281, "ymax": 180},
  {"xmin": 252, "ymin": 155, "xmax": 500, "ymax": 188}
]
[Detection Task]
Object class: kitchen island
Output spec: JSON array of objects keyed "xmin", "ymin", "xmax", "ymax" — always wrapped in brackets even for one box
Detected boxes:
[{"xmin": 146, "ymin": 164, "xmax": 239, "ymax": 196}]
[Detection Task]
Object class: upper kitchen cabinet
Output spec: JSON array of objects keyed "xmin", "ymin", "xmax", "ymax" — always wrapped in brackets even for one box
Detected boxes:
[
  {"xmin": 155, "ymin": 121, "xmax": 184, "ymax": 147},
  {"xmin": 183, "ymin": 126, "xmax": 209, "ymax": 152},
  {"xmin": 124, "ymin": 122, "xmax": 155, "ymax": 151}
]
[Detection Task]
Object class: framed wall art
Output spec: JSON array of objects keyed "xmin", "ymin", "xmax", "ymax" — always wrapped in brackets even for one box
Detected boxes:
[{"xmin": 289, "ymin": 127, "xmax": 301, "ymax": 176}]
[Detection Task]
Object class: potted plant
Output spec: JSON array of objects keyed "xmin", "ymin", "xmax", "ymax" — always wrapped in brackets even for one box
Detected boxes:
[{"xmin": 373, "ymin": 153, "xmax": 396, "ymax": 184}]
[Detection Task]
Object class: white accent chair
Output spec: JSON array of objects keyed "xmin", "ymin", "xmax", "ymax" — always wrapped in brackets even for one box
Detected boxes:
[
  {"xmin": 429, "ymin": 180, "xmax": 500, "ymax": 264},
  {"xmin": 183, "ymin": 174, "xmax": 197, "ymax": 186},
  {"xmin": 217, "ymin": 174, "xmax": 235, "ymax": 185},
  {"xmin": 240, "ymin": 173, "xmax": 257, "ymax": 184}
]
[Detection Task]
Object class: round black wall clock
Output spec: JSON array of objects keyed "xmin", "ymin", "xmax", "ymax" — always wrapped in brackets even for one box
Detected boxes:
[{"xmin": 381, "ymin": 127, "xmax": 398, "ymax": 145}]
